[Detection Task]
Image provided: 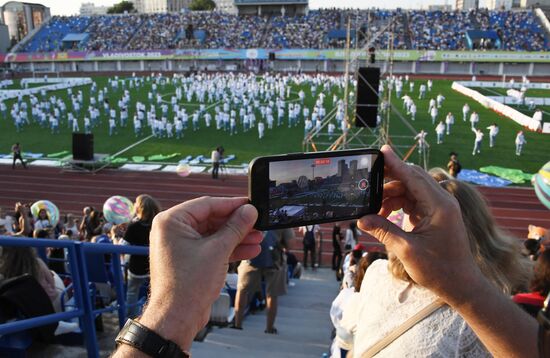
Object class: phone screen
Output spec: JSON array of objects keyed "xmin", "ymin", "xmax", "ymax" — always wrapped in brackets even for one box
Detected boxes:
[{"xmin": 266, "ymin": 153, "xmax": 377, "ymax": 227}]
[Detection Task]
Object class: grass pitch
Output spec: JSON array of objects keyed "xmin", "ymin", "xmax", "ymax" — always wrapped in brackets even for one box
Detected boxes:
[{"xmin": 1, "ymin": 76, "xmax": 548, "ymax": 175}]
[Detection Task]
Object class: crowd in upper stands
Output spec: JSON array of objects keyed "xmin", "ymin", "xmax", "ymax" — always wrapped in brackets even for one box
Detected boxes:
[
  {"xmin": 409, "ymin": 10, "xmax": 471, "ymax": 50},
  {"xmin": 85, "ymin": 14, "xmax": 144, "ymax": 51},
  {"xmin": 15, "ymin": 8, "xmax": 550, "ymax": 53},
  {"xmin": 264, "ymin": 10, "xmax": 339, "ymax": 49}
]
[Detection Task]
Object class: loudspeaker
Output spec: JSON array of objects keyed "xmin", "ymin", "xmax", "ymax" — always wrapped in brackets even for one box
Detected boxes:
[
  {"xmin": 355, "ymin": 67, "xmax": 380, "ymax": 128},
  {"xmin": 72, "ymin": 133, "xmax": 94, "ymax": 161},
  {"xmin": 368, "ymin": 47, "xmax": 376, "ymax": 64},
  {"xmin": 268, "ymin": 52, "xmax": 276, "ymax": 61}
]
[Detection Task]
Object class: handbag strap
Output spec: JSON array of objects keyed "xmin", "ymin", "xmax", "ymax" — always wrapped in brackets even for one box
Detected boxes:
[{"xmin": 362, "ymin": 299, "xmax": 446, "ymax": 358}]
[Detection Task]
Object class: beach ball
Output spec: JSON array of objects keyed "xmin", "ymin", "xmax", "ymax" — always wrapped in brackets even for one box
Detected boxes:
[
  {"xmin": 103, "ymin": 196, "xmax": 134, "ymax": 224},
  {"xmin": 176, "ymin": 164, "xmax": 192, "ymax": 177},
  {"xmin": 31, "ymin": 200, "xmax": 60, "ymax": 226},
  {"xmin": 387, "ymin": 210, "xmax": 404, "ymax": 229},
  {"xmin": 533, "ymin": 161, "xmax": 550, "ymax": 210}
]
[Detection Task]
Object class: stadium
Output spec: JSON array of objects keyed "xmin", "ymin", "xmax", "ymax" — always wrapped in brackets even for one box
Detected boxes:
[{"xmin": 0, "ymin": 0, "xmax": 549, "ymax": 356}]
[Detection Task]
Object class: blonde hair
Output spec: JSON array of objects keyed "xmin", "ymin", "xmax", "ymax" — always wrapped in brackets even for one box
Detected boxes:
[
  {"xmin": 134, "ymin": 194, "xmax": 161, "ymax": 223},
  {"xmin": 390, "ymin": 172, "xmax": 532, "ymax": 294}
]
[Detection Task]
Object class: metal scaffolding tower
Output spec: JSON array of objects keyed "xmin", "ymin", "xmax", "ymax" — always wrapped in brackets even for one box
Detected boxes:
[{"xmin": 302, "ymin": 10, "xmax": 430, "ymax": 169}]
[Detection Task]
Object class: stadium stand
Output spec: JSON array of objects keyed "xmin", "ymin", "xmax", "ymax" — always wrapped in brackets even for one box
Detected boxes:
[
  {"xmin": 84, "ymin": 15, "xmax": 144, "ymax": 51},
  {"xmin": 19, "ymin": 16, "xmax": 92, "ymax": 53},
  {"xmin": 408, "ymin": 10, "xmax": 470, "ymax": 50},
  {"xmin": 13, "ymin": 9, "xmax": 550, "ymax": 53},
  {"xmin": 264, "ymin": 10, "xmax": 340, "ymax": 49},
  {"xmin": 486, "ymin": 10, "xmax": 547, "ymax": 51}
]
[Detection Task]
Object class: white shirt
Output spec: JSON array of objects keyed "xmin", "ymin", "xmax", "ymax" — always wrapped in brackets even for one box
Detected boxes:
[
  {"xmin": 344, "ymin": 228, "xmax": 357, "ymax": 248},
  {"xmin": 211, "ymin": 150, "xmax": 220, "ymax": 163},
  {"xmin": 354, "ymin": 260, "xmax": 490, "ymax": 358},
  {"xmin": 474, "ymin": 130, "xmax": 484, "ymax": 142},
  {"xmin": 330, "ymin": 287, "xmax": 356, "ymax": 351},
  {"xmin": 299, "ymin": 225, "xmax": 319, "ymax": 236},
  {"xmin": 435, "ymin": 123, "xmax": 445, "ymax": 134},
  {"xmin": 515, "ymin": 133, "xmax": 526, "ymax": 145},
  {"xmin": 415, "ymin": 131, "xmax": 427, "ymax": 142},
  {"xmin": 487, "ymin": 125, "xmax": 499, "ymax": 136}
]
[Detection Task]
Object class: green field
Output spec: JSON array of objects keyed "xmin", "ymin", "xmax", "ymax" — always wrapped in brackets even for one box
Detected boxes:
[{"xmin": 0, "ymin": 76, "xmax": 548, "ymax": 174}]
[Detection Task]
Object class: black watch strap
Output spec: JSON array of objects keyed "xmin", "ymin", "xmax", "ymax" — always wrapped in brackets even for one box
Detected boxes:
[{"xmin": 115, "ymin": 318, "xmax": 189, "ymax": 358}]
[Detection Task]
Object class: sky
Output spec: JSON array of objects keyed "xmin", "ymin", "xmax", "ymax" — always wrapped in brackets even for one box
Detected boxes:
[
  {"xmin": 270, "ymin": 154, "xmax": 371, "ymax": 185},
  {"xmin": 25, "ymin": 0, "xmax": 490, "ymax": 16}
]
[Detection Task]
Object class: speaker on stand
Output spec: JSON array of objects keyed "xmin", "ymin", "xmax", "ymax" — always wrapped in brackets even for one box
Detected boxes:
[
  {"xmin": 72, "ymin": 133, "xmax": 94, "ymax": 161},
  {"xmin": 355, "ymin": 67, "xmax": 380, "ymax": 128}
]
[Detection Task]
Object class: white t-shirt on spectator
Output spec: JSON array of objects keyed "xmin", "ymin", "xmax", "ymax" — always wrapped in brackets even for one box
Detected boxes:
[{"xmin": 353, "ymin": 260, "xmax": 490, "ymax": 358}]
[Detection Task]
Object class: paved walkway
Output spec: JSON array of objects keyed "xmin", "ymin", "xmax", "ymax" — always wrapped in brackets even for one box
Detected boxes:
[{"xmin": 192, "ymin": 268, "xmax": 339, "ymax": 358}]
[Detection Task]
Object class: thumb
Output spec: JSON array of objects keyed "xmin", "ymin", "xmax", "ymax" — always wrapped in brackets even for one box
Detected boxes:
[
  {"xmin": 211, "ymin": 204, "xmax": 258, "ymax": 255},
  {"xmin": 358, "ymin": 215, "xmax": 408, "ymax": 250}
]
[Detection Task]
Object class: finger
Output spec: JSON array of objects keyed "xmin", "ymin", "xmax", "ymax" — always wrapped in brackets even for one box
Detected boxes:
[
  {"xmin": 210, "ymin": 204, "xmax": 258, "ymax": 256},
  {"xmin": 229, "ymin": 244, "xmax": 262, "ymax": 262},
  {"xmin": 381, "ymin": 145, "xmax": 448, "ymax": 208},
  {"xmin": 383, "ymin": 180, "xmax": 406, "ymax": 198},
  {"xmin": 239, "ymin": 231, "xmax": 263, "ymax": 245},
  {"xmin": 357, "ymin": 214, "xmax": 409, "ymax": 251},
  {"xmin": 169, "ymin": 196, "xmax": 249, "ymax": 228},
  {"xmin": 228, "ymin": 231, "xmax": 263, "ymax": 261}
]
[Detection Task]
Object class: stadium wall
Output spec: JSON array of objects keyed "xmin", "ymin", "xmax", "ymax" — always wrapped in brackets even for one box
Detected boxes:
[
  {"xmin": 6, "ymin": 59, "xmax": 550, "ymax": 77},
  {"xmin": 2, "ymin": 49, "xmax": 550, "ymax": 76}
]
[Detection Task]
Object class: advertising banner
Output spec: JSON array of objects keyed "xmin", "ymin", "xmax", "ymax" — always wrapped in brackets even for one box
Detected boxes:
[{"xmin": 4, "ymin": 49, "xmax": 550, "ymax": 63}]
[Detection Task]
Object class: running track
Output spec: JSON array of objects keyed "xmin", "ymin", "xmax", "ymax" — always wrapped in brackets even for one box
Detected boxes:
[{"xmin": 1, "ymin": 165, "xmax": 548, "ymax": 266}]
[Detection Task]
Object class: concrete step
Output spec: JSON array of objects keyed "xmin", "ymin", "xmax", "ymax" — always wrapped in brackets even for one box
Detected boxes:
[{"xmin": 191, "ymin": 269, "xmax": 338, "ymax": 358}]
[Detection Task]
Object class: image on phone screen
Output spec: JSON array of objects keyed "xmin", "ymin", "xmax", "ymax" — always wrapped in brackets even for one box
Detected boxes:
[{"xmin": 268, "ymin": 154, "xmax": 375, "ymax": 226}]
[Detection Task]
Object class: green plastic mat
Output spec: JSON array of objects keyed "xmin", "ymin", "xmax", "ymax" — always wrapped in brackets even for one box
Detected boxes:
[
  {"xmin": 132, "ymin": 156, "xmax": 146, "ymax": 163},
  {"xmin": 480, "ymin": 166, "xmax": 534, "ymax": 184},
  {"xmin": 147, "ymin": 153, "xmax": 181, "ymax": 161},
  {"xmin": 47, "ymin": 150, "xmax": 70, "ymax": 158},
  {"xmin": 109, "ymin": 157, "xmax": 128, "ymax": 164},
  {"xmin": 103, "ymin": 156, "xmax": 128, "ymax": 164}
]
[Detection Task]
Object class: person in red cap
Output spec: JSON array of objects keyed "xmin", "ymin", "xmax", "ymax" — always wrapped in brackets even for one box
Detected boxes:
[{"xmin": 354, "ymin": 243, "xmax": 366, "ymax": 252}]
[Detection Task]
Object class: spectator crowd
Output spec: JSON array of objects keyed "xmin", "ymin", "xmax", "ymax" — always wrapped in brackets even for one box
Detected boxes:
[
  {"xmin": 16, "ymin": 8, "xmax": 550, "ymax": 53},
  {"xmin": 0, "ymin": 194, "xmax": 157, "ymax": 318}
]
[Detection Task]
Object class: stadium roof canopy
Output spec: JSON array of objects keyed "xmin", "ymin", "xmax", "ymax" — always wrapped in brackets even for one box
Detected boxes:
[{"xmin": 62, "ymin": 33, "xmax": 88, "ymax": 42}]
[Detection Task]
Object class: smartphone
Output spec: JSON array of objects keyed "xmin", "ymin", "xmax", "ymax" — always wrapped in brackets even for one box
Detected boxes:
[{"xmin": 249, "ymin": 148, "xmax": 384, "ymax": 231}]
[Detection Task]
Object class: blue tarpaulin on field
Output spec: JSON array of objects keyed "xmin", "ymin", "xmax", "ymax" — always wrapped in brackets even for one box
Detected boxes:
[{"xmin": 457, "ymin": 169, "xmax": 512, "ymax": 187}]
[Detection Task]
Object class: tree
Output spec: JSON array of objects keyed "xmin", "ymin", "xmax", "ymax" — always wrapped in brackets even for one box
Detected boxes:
[
  {"xmin": 189, "ymin": 0, "xmax": 216, "ymax": 11},
  {"xmin": 107, "ymin": 1, "xmax": 135, "ymax": 14}
]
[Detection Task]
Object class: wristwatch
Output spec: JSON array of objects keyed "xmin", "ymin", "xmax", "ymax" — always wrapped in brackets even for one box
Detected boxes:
[{"xmin": 115, "ymin": 318, "xmax": 190, "ymax": 358}]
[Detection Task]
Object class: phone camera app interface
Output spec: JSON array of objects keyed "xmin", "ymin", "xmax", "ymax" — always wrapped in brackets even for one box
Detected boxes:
[{"xmin": 268, "ymin": 154, "xmax": 375, "ymax": 226}]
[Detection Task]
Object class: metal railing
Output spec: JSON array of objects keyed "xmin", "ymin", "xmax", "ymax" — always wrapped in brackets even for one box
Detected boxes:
[{"xmin": 0, "ymin": 236, "xmax": 149, "ymax": 358}]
